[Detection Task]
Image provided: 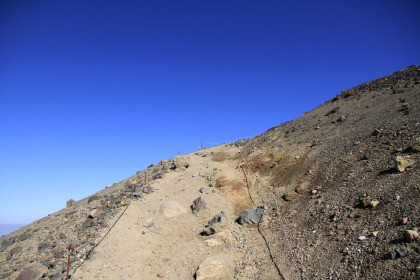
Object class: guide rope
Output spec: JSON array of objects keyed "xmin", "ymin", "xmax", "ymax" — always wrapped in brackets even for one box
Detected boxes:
[
  {"xmin": 235, "ymin": 145, "xmax": 286, "ymax": 280},
  {"xmin": 71, "ymin": 203, "xmax": 131, "ymax": 276}
]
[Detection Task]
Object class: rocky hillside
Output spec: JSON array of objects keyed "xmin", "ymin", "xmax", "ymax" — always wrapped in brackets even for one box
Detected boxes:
[{"xmin": 0, "ymin": 65, "xmax": 419, "ymax": 280}]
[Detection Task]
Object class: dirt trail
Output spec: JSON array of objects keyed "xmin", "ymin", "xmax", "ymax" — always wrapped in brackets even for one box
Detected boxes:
[{"xmin": 72, "ymin": 144, "xmax": 282, "ymax": 280}]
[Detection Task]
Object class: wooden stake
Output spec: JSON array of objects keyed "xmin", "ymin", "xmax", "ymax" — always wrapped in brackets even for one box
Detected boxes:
[{"xmin": 66, "ymin": 244, "xmax": 74, "ymax": 280}]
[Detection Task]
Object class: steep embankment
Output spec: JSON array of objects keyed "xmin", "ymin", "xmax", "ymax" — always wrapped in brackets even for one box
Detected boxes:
[
  {"xmin": 1, "ymin": 65, "xmax": 419, "ymax": 280},
  {"xmin": 237, "ymin": 65, "xmax": 420, "ymax": 279}
]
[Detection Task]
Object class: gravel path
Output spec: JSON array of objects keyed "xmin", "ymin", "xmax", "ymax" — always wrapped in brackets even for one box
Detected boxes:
[{"xmin": 72, "ymin": 145, "xmax": 283, "ymax": 280}]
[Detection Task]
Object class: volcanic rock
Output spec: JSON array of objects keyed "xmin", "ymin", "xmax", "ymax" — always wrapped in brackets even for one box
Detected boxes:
[
  {"xmin": 66, "ymin": 199, "xmax": 76, "ymax": 208},
  {"xmin": 238, "ymin": 208, "xmax": 265, "ymax": 225},
  {"xmin": 395, "ymin": 155, "xmax": 415, "ymax": 172},
  {"xmin": 196, "ymin": 257, "xmax": 225, "ymax": 280},
  {"xmin": 191, "ymin": 196, "xmax": 206, "ymax": 214},
  {"xmin": 203, "ymin": 230, "xmax": 234, "ymax": 246},
  {"xmin": 16, "ymin": 264, "xmax": 48, "ymax": 280}
]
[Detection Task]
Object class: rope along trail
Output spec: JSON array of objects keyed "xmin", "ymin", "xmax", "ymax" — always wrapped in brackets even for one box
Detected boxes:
[
  {"xmin": 235, "ymin": 146, "xmax": 287, "ymax": 280},
  {"xmin": 71, "ymin": 203, "xmax": 131, "ymax": 276}
]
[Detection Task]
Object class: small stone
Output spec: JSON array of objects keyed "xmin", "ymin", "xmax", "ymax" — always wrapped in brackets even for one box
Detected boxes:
[
  {"xmin": 386, "ymin": 250, "xmax": 397, "ymax": 260},
  {"xmin": 337, "ymin": 115, "xmax": 346, "ymax": 122},
  {"xmin": 192, "ymin": 173, "xmax": 200, "ymax": 177},
  {"xmin": 202, "ymin": 212, "xmax": 228, "ymax": 235},
  {"xmin": 196, "ymin": 258, "xmax": 224, "ymax": 280},
  {"xmin": 110, "ymin": 195, "xmax": 122, "ymax": 204},
  {"xmin": 238, "ymin": 208, "xmax": 265, "ymax": 225},
  {"xmin": 309, "ymin": 139, "xmax": 320, "ymax": 147},
  {"xmin": 139, "ymin": 185, "xmax": 155, "ymax": 194},
  {"xmin": 88, "ymin": 208, "xmax": 103, "ymax": 218},
  {"xmin": 400, "ymin": 217, "xmax": 408, "ymax": 225},
  {"xmin": 1, "ymin": 238, "xmax": 15, "ymax": 252},
  {"xmin": 359, "ymin": 197, "xmax": 371, "ymax": 208},
  {"xmin": 311, "ymin": 190, "xmax": 318, "ymax": 195},
  {"xmin": 395, "ymin": 247, "xmax": 408, "ymax": 258},
  {"xmin": 17, "ymin": 233, "xmax": 31, "ymax": 242},
  {"xmin": 359, "ymin": 196, "xmax": 378, "ymax": 208},
  {"xmin": 82, "ymin": 218, "xmax": 95, "ymax": 229},
  {"xmin": 405, "ymin": 230, "xmax": 419, "ymax": 242},
  {"xmin": 401, "ymin": 103, "xmax": 410, "ymax": 111},
  {"xmin": 191, "ymin": 197, "xmax": 206, "ymax": 214},
  {"xmin": 395, "ymin": 155, "xmax": 416, "ymax": 172},
  {"xmin": 386, "ymin": 246, "xmax": 409, "ymax": 259},
  {"xmin": 10, "ymin": 246, "xmax": 23, "ymax": 255},
  {"xmin": 143, "ymin": 219, "xmax": 155, "ymax": 228},
  {"xmin": 47, "ymin": 270, "xmax": 64, "ymax": 280},
  {"xmin": 348, "ymin": 212, "xmax": 358, "ymax": 219},
  {"xmin": 160, "ymin": 201, "xmax": 187, "ymax": 219},
  {"xmin": 16, "ymin": 264, "xmax": 48, "ymax": 280},
  {"xmin": 295, "ymin": 184, "xmax": 307, "ymax": 194},
  {"xmin": 157, "ymin": 272, "xmax": 165, "ymax": 278},
  {"xmin": 133, "ymin": 191, "xmax": 144, "ymax": 198},
  {"xmin": 370, "ymin": 231, "xmax": 379, "ymax": 237},
  {"xmin": 199, "ymin": 187, "xmax": 209, "ymax": 194},
  {"xmin": 358, "ymin": 236, "xmax": 366, "ymax": 241},
  {"xmin": 372, "ymin": 129, "xmax": 382, "ymax": 136},
  {"xmin": 202, "ymin": 230, "xmax": 234, "ymax": 246},
  {"xmin": 208, "ymin": 212, "xmax": 227, "ymax": 227},
  {"xmin": 325, "ymin": 107, "xmax": 339, "ymax": 116},
  {"xmin": 412, "ymin": 137, "xmax": 420, "ymax": 152},
  {"xmin": 88, "ymin": 195, "xmax": 101, "ymax": 204},
  {"xmin": 66, "ymin": 199, "xmax": 76, "ymax": 208},
  {"xmin": 284, "ymin": 191, "xmax": 299, "ymax": 201},
  {"xmin": 120, "ymin": 200, "xmax": 130, "ymax": 206}
]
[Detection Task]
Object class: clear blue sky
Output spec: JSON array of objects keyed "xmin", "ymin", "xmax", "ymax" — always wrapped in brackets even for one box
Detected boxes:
[{"xmin": 1, "ymin": 0, "xmax": 419, "ymax": 226}]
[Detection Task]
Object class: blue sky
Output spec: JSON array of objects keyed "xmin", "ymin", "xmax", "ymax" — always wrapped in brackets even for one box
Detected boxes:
[{"xmin": 1, "ymin": 0, "xmax": 419, "ymax": 228}]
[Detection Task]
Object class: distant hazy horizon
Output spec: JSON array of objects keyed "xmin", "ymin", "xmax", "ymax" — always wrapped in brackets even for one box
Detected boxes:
[{"xmin": 0, "ymin": 224, "xmax": 27, "ymax": 237}]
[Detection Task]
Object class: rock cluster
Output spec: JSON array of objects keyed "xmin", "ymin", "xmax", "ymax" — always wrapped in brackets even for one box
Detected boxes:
[{"xmin": 0, "ymin": 161, "xmax": 163, "ymax": 279}]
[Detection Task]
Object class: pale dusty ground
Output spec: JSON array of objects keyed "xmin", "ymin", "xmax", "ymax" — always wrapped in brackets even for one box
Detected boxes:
[{"xmin": 72, "ymin": 144, "xmax": 280, "ymax": 280}]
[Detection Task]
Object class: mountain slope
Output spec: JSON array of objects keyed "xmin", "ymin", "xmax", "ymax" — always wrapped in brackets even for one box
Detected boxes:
[
  {"xmin": 238, "ymin": 65, "xmax": 420, "ymax": 279},
  {"xmin": 0, "ymin": 65, "xmax": 419, "ymax": 279}
]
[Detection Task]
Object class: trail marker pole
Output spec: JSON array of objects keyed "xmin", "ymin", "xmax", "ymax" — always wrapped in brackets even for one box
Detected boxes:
[{"xmin": 66, "ymin": 244, "xmax": 74, "ymax": 280}]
